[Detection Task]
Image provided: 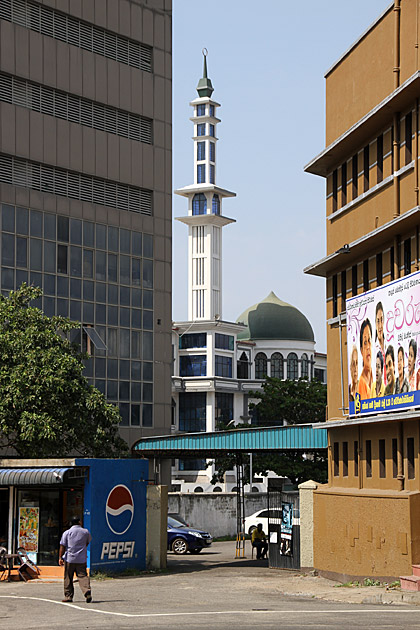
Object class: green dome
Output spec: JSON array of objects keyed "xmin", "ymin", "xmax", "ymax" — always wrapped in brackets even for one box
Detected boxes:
[{"xmin": 236, "ymin": 291, "xmax": 315, "ymax": 342}]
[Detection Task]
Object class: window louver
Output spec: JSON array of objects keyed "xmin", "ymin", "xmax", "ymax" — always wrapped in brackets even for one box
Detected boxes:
[
  {"xmin": 0, "ymin": 154, "xmax": 153, "ymax": 216},
  {"xmin": 0, "ymin": 73, "xmax": 152, "ymax": 144},
  {"xmin": 0, "ymin": 0, "xmax": 152, "ymax": 72}
]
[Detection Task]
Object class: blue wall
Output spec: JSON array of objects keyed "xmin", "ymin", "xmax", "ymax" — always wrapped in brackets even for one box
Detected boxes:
[{"xmin": 76, "ymin": 459, "xmax": 148, "ymax": 572}]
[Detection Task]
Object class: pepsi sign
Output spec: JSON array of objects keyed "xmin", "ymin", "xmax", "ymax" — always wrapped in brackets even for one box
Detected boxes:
[{"xmin": 105, "ymin": 485, "xmax": 134, "ymax": 535}]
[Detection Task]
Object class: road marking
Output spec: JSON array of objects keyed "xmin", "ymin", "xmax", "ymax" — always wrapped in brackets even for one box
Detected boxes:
[{"xmin": 0, "ymin": 595, "xmax": 418, "ymax": 618}]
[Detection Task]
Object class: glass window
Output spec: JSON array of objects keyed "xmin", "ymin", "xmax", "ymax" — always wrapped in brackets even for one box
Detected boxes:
[
  {"xmin": 107, "ymin": 380, "xmax": 118, "ymax": 400},
  {"xmin": 120, "ymin": 329, "xmax": 130, "ymax": 358},
  {"xmin": 301, "ymin": 353, "xmax": 309, "ymax": 379},
  {"xmin": 16, "ymin": 269, "xmax": 27, "ymax": 287},
  {"xmin": 215, "ymin": 333, "xmax": 233, "ymax": 350},
  {"xmin": 107, "ymin": 328, "xmax": 118, "ymax": 355},
  {"xmin": 196, "ymin": 104, "xmax": 205, "ymax": 116},
  {"xmin": 96, "ymin": 251, "xmax": 106, "ymax": 281},
  {"xmin": 2, "ymin": 204, "xmax": 15, "ymax": 232},
  {"xmin": 120, "ymin": 286, "xmax": 130, "ymax": 306},
  {"xmin": 44, "ymin": 274, "xmax": 56, "ymax": 295},
  {"xmin": 108, "ymin": 226, "xmax": 119, "ymax": 252},
  {"xmin": 120, "ymin": 307, "xmax": 130, "ymax": 327},
  {"xmin": 143, "ymin": 259, "xmax": 153, "ymax": 288},
  {"xmin": 142, "ymin": 310, "xmax": 152, "ymax": 330},
  {"xmin": 108, "ymin": 284, "xmax": 118, "ymax": 305},
  {"xmin": 179, "ymin": 333, "xmax": 206, "ymax": 349},
  {"xmin": 143, "ymin": 331, "xmax": 153, "ymax": 360},
  {"xmin": 210, "ymin": 142, "xmax": 215, "ymax": 162},
  {"xmin": 83, "ymin": 221, "xmax": 94, "ymax": 247},
  {"xmin": 16, "ymin": 207, "xmax": 28, "ymax": 235},
  {"xmin": 70, "ymin": 246, "xmax": 82, "ymax": 277},
  {"xmin": 197, "ymin": 164, "xmax": 205, "ymax": 183},
  {"xmin": 57, "ymin": 244, "xmax": 68, "ymax": 274},
  {"xmin": 30, "ymin": 238, "xmax": 42, "ymax": 271},
  {"xmin": 131, "ymin": 404, "xmax": 140, "ymax": 426},
  {"xmin": 120, "ymin": 255, "xmax": 130, "ymax": 284},
  {"xmin": 180, "ymin": 355, "xmax": 206, "ymax": 377},
  {"xmin": 70, "ymin": 300, "xmax": 81, "ymax": 321},
  {"xmin": 83, "ymin": 301, "xmax": 94, "ymax": 323},
  {"xmin": 131, "ymin": 382, "xmax": 141, "ymax": 401},
  {"xmin": 197, "ymin": 141, "xmax": 205, "ymax": 161},
  {"xmin": 287, "ymin": 352, "xmax": 299, "ymax": 380},
  {"xmin": 215, "ymin": 355, "xmax": 232, "ymax": 378},
  {"xmin": 107, "ymin": 358, "xmax": 118, "ymax": 379},
  {"xmin": 132, "ymin": 258, "xmax": 141, "ymax": 286},
  {"xmin": 70, "ymin": 219, "xmax": 82, "ymax": 244},
  {"xmin": 197, "ymin": 123, "xmax": 206, "ymax": 136},
  {"xmin": 209, "ymin": 164, "xmax": 215, "ymax": 183},
  {"xmin": 143, "ymin": 234, "xmax": 153, "ymax": 258},
  {"xmin": 70, "ymin": 278, "xmax": 82, "ymax": 299},
  {"xmin": 271, "ymin": 353, "xmax": 284, "ymax": 379},
  {"xmin": 43, "ymin": 296, "xmax": 54, "ymax": 317},
  {"xmin": 43, "ymin": 213, "xmax": 55, "ymax": 240},
  {"xmin": 119, "ymin": 360, "xmax": 130, "ymax": 379},
  {"xmin": 209, "ymin": 124, "xmax": 215, "ymax": 137},
  {"xmin": 57, "ymin": 216, "xmax": 69, "ymax": 242},
  {"xmin": 215, "ymin": 392, "xmax": 234, "ymax": 424},
  {"xmin": 119, "ymin": 403, "xmax": 129, "ymax": 426},
  {"xmin": 237, "ymin": 351, "xmax": 249, "ymax": 379},
  {"xmin": 2, "ymin": 234, "xmax": 14, "ymax": 266},
  {"xmin": 142, "ymin": 289, "xmax": 152, "ymax": 309},
  {"xmin": 57, "ymin": 276, "xmax": 68, "ymax": 297},
  {"xmin": 255, "ymin": 353, "xmax": 267, "ymax": 379},
  {"xmin": 56, "ymin": 298, "xmax": 68, "ymax": 317},
  {"xmin": 30, "ymin": 210, "xmax": 43, "ymax": 237},
  {"xmin": 119, "ymin": 380, "xmax": 130, "ymax": 399},
  {"xmin": 96, "ymin": 224, "xmax": 106, "ymax": 249},
  {"xmin": 120, "ymin": 229, "xmax": 131, "ymax": 254},
  {"xmin": 179, "ymin": 392, "xmax": 206, "ymax": 432},
  {"xmin": 83, "ymin": 249, "xmax": 94, "ymax": 278},
  {"xmin": 1, "ymin": 268, "xmax": 14, "ymax": 289},
  {"xmin": 95, "ymin": 304, "xmax": 106, "ymax": 324},
  {"xmin": 96, "ymin": 282, "xmax": 106, "ymax": 303},
  {"xmin": 192, "ymin": 193, "xmax": 207, "ymax": 215},
  {"xmin": 143, "ymin": 362, "xmax": 152, "ymax": 381},
  {"xmin": 44, "ymin": 241, "xmax": 56, "ymax": 273},
  {"xmin": 16, "ymin": 237, "xmax": 27, "ymax": 268},
  {"xmin": 209, "ymin": 104, "xmax": 215, "ymax": 117},
  {"xmin": 143, "ymin": 383, "xmax": 153, "ymax": 402},
  {"xmin": 132, "ymin": 231, "xmax": 142, "ymax": 257},
  {"xmin": 142, "ymin": 404, "xmax": 153, "ymax": 427},
  {"xmin": 131, "ymin": 360, "xmax": 141, "ymax": 380},
  {"xmin": 83, "ymin": 280, "xmax": 94, "ymax": 301}
]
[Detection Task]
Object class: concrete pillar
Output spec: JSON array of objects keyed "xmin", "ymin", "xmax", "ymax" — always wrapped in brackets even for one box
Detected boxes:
[
  {"xmin": 146, "ymin": 485, "xmax": 168, "ymax": 570},
  {"xmin": 298, "ymin": 479, "xmax": 318, "ymax": 569}
]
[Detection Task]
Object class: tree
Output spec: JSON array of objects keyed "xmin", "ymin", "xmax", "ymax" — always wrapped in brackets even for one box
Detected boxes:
[
  {"xmin": 211, "ymin": 378, "xmax": 328, "ymax": 487},
  {"xmin": 0, "ymin": 284, "xmax": 128, "ymax": 457}
]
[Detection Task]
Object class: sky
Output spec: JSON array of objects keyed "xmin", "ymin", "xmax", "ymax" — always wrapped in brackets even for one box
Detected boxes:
[{"xmin": 172, "ymin": 0, "xmax": 391, "ymax": 352}]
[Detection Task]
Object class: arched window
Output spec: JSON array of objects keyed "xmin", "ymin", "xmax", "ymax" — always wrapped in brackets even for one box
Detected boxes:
[
  {"xmin": 271, "ymin": 352, "xmax": 284, "ymax": 379},
  {"xmin": 213, "ymin": 486, "xmax": 222, "ymax": 492},
  {"xmin": 237, "ymin": 351, "xmax": 249, "ymax": 379},
  {"xmin": 194, "ymin": 486, "xmax": 203, "ymax": 493},
  {"xmin": 192, "ymin": 193, "xmax": 207, "ymax": 215},
  {"xmin": 255, "ymin": 352, "xmax": 268, "ymax": 379},
  {"xmin": 287, "ymin": 352, "xmax": 299, "ymax": 380},
  {"xmin": 212, "ymin": 194, "xmax": 220, "ymax": 215},
  {"xmin": 301, "ymin": 353, "xmax": 309, "ymax": 379}
]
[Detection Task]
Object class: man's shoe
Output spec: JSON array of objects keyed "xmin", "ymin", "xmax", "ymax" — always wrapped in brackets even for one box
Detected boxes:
[
  {"xmin": 62, "ymin": 598, "xmax": 73, "ymax": 603},
  {"xmin": 85, "ymin": 591, "xmax": 92, "ymax": 603}
]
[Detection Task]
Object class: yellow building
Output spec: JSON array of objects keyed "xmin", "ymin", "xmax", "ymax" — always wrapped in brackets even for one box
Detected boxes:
[{"xmin": 305, "ymin": 0, "xmax": 420, "ymax": 581}]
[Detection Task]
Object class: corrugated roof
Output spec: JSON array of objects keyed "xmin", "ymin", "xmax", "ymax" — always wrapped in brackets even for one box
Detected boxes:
[
  {"xmin": 133, "ymin": 425, "xmax": 327, "ymax": 456},
  {"xmin": 0, "ymin": 467, "xmax": 83, "ymax": 486}
]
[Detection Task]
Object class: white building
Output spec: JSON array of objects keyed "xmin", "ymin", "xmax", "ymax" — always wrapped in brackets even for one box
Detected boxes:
[{"xmin": 171, "ymin": 55, "xmax": 327, "ymax": 493}]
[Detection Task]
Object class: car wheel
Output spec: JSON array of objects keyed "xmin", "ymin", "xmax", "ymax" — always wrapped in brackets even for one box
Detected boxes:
[
  {"xmin": 248, "ymin": 526, "xmax": 256, "ymax": 536},
  {"xmin": 172, "ymin": 537, "xmax": 188, "ymax": 555},
  {"xmin": 189, "ymin": 548, "xmax": 202, "ymax": 554}
]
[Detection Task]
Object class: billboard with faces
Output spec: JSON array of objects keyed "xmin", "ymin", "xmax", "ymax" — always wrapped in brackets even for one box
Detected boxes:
[{"xmin": 347, "ymin": 270, "xmax": 420, "ymax": 416}]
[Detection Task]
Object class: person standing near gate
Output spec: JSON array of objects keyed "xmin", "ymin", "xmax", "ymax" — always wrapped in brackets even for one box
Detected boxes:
[
  {"xmin": 59, "ymin": 515, "xmax": 92, "ymax": 603},
  {"xmin": 251, "ymin": 523, "xmax": 268, "ymax": 559}
]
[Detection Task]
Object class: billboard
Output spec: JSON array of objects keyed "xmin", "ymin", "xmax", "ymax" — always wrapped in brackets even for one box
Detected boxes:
[{"xmin": 347, "ymin": 270, "xmax": 420, "ymax": 416}]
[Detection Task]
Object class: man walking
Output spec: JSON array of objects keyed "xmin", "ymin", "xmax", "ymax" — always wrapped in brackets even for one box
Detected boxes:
[{"xmin": 59, "ymin": 515, "xmax": 92, "ymax": 603}]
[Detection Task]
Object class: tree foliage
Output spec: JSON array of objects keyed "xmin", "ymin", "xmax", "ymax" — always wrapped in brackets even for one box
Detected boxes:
[
  {"xmin": 211, "ymin": 378, "xmax": 328, "ymax": 488},
  {"xmin": 0, "ymin": 285, "xmax": 128, "ymax": 457}
]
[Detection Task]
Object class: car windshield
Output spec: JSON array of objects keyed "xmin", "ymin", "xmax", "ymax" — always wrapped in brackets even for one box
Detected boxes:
[{"xmin": 168, "ymin": 516, "xmax": 186, "ymax": 528}]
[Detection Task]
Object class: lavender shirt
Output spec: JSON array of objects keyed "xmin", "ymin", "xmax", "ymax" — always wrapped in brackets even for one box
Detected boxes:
[{"xmin": 60, "ymin": 525, "xmax": 92, "ymax": 564}]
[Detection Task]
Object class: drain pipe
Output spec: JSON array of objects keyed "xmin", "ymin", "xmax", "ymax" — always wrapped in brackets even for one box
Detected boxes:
[
  {"xmin": 394, "ymin": 0, "xmax": 401, "ymax": 89},
  {"xmin": 393, "ymin": 1, "xmax": 401, "ymax": 219},
  {"xmin": 397, "ymin": 421, "xmax": 405, "ymax": 491}
]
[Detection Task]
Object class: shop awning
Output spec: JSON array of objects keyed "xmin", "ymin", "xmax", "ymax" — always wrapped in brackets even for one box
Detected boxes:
[{"xmin": 0, "ymin": 467, "xmax": 86, "ymax": 486}]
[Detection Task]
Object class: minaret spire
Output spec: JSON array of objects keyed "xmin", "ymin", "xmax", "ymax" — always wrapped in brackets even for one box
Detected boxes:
[{"xmin": 174, "ymin": 51, "xmax": 236, "ymax": 321}]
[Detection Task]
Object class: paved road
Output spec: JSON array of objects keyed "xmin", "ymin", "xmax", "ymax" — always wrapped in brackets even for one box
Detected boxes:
[{"xmin": 1, "ymin": 542, "xmax": 420, "ymax": 629}]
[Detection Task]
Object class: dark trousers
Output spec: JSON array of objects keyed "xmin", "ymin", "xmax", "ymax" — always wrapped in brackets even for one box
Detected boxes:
[
  {"xmin": 64, "ymin": 562, "xmax": 91, "ymax": 599},
  {"xmin": 253, "ymin": 540, "xmax": 268, "ymax": 559}
]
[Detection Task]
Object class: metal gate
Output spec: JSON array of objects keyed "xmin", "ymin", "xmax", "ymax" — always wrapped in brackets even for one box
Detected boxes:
[{"xmin": 267, "ymin": 478, "xmax": 300, "ymax": 569}]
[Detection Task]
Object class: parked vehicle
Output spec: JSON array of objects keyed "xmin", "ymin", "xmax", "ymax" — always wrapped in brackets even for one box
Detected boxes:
[
  {"xmin": 168, "ymin": 513, "xmax": 189, "ymax": 527},
  {"xmin": 167, "ymin": 516, "xmax": 213, "ymax": 555},
  {"xmin": 244, "ymin": 508, "xmax": 300, "ymax": 536}
]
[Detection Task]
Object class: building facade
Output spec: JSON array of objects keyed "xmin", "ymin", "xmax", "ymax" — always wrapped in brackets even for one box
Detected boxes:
[
  {"xmin": 171, "ymin": 57, "xmax": 326, "ymax": 493},
  {"xmin": 0, "ymin": 0, "xmax": 172, "ymax": 450},
  {"xmin": 305, "ymin": 0, "xmax": 420, "ymax": 580}
]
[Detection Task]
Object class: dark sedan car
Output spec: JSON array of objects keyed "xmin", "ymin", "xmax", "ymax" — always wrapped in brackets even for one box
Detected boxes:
[{"xmin": 167, "ymin": 516, "xmax": 213, "ymax": 554}]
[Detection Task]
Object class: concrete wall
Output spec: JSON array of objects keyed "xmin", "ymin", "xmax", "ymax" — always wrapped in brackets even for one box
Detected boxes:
[
  {"xmin": 146, "ymin": 485, "xmax": 168, "ymax": 570},
  {"xmin": 299, "ymin": 479, "xmax": 318, "ymax": 569},
  {"xmin": 168, "ymin": 492, "xmax": 268, "ymax": 538}
]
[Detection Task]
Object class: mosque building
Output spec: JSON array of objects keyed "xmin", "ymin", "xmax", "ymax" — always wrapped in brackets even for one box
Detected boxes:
[{"xmin": 171, "ymin": 54, "xmax": 326, "ymax": 492}]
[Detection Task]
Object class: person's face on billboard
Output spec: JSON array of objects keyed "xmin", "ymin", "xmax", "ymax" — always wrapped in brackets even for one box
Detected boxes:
[
  {"xmin": 376, "ymin": 356, "xmax": 382, "ymax": 383},
  {"xmin": 386, "ymin": 354, "xmax": 395, "ymax": 386},
  {"xmin": 362, "ymin": 326, "xmax": 372, "ymax": 370},
  {"xmin": 409, "ymin": 345, "xmax": 415, "ymax": 376},
  {"xmin": 398, "ymin": 349, "xmax": 404, "ymax": 381},
  {"xmin": 376, "ymin": 308, "xmax": 384, "ymax": 346},
  {"xmin": 350, "ymin": 349, "xmax": 358, "ymax": 384}
]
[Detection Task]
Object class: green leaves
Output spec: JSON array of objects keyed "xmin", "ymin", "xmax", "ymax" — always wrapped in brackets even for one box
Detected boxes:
[{"xmin": 0, "ymin": 284, "xmax": 128, "ymax": 458}]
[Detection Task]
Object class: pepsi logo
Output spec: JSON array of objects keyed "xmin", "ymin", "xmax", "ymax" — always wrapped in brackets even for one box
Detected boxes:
[{"xmin": 105, "ymin": 485, "xmax": 134, "ymax": 535}]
